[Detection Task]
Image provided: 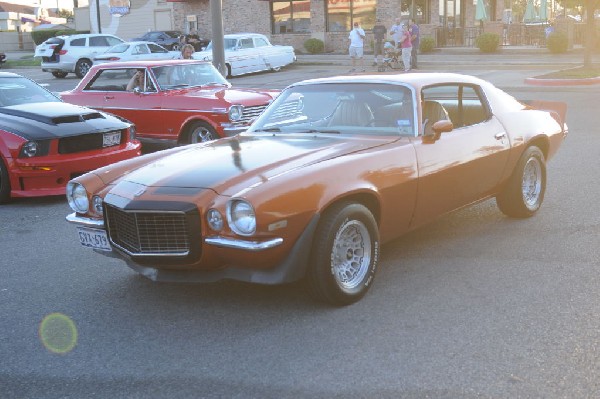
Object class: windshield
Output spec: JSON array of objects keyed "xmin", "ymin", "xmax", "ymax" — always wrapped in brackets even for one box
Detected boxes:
[
  {"xmin": 151, "ymin": 63, "xmax": 229, "ymax": 90},
  {"xmin": 106, "ymin": 43, "xmax": 129, "ymax": 53},
  {"xmin": 0, "ymin": 76, "xmax": 61, "ymax": 107},
  {"xmin": 205, "ymin": 38, "xmax": 238, "ymax": 51},
  {"xmin": 249, "ymin": 83, "xmax": 416, "ymax": 137}
]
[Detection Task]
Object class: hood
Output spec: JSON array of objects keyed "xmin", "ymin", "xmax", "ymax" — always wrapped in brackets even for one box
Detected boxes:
[
  {"xmin": 0, "ymin": 102, "xmax": 128, "ymax": 140},
  {"xmin": 117, "ymin": 134, "xmax": 396, "ymax": 196},
  {"xmin": 177, "ymin": 86, "xmax": 277, "ymax": 104}
]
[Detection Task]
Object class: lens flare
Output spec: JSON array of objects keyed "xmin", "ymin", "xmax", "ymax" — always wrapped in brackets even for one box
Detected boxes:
[{"xmin": 39, "ymin": 313, "xmax": 78, "ymax": 354}]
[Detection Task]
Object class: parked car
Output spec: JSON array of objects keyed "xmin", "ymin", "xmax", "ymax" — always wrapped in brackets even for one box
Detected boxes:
[
  {"xmin": 60, "ymin": 60, "xmax": 279, "ymax": 147},
  {"xmin": 131, "ymin": 31, "xmax": 188, "ymax": 51},
  {"xmin": 0, "ymin": 72, "xmax": 141, "ymax": 203},
  {"xmin": 34, "ymin": 33, "xmax": 124, "ymax": 78},
  {"xmin": 193, "ymin": 33, "xmax": 296, "ymax": 77},
  {"xmin": 65, "ymin": 73, "xmax": 567, "ymax": 305},
  {"xmin": 93, "ymin": 41, "xmax": 180, "ymax": 65}
]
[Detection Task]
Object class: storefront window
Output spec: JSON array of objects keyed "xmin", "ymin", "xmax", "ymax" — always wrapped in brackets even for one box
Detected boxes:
[
  {"xmin": 326, "ymin": 0, "xmax": 376, "ymax": 32},
  {"xmin": 272, "ymin": 0, "xmax": 311, "ymax": 34}
]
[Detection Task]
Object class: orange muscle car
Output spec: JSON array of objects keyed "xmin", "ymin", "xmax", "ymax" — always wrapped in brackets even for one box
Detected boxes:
[{"xmin": 65, "ymin": 73, "xmax": 567, "ymax": 305}]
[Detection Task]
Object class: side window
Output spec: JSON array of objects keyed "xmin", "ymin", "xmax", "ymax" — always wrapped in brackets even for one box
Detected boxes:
[
  {"xmin": 106, "ymin": 36, "xmax": 123, "ymax": 46},
  {"xmin": 239, "ymin": 38, "xmax": 254, "ymax": 49},
  {"xmin": 254, "ymin": 38, "xmax": 269, "ymax": 47},
  {"xmin": 148, "ymin": 43, "xmax": 167, "ymax": 53},
  {"xmin": 460, "ymin": 86, "xmax": 489, "ymax": 126},
  {"xmin": 421, "ymin": 85, "xmax": 456, "ymax": 130},
  {"xmin": 90, "ymin": 36, "xmax": 109, "ymax": 47},
  {"xmin": 135, "ymin": 44, "xmax": 150, "ymax": 54},
  {"xmin": 84, "ymin": 69, "xmax": 129, "ymax": 91},
  {"xmin": 70, "ymin": 38, "xmax": 85, "ymax": 47}
]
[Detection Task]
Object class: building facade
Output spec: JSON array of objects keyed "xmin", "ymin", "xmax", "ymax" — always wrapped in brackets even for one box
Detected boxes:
[{"xmin": 88, "ymin": 0, "xmax": 507, "ymax": 52}]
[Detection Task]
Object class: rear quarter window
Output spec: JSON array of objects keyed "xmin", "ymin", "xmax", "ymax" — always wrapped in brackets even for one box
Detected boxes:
[{"xmin": 70, "ymin": 38, "xmax": 85, "ymax": 46}]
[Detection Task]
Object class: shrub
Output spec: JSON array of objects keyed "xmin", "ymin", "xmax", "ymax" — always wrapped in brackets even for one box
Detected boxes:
[
  {"xmin": 475, "ymin": 32, "xmax": 500, "ymax": 53},
  {"xmin": 546, "ymin": 31, "xmax": 568, "ymax": 54},
  {"xmin": 304, "ymin": 38, "xmax": 324, "ymax": 54},
  {"xmin": 419, "ymin": 36, "xmax": 435, "ymax": 53}
]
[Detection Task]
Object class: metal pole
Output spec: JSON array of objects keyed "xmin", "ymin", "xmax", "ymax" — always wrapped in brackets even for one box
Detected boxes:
[
  {"xmin": 210, "ymin": 0, "xmax": 226, "ymax": 77},
  {"xmin": 96, "ymin": 0, "xmax": 102, "ymax": 33}
]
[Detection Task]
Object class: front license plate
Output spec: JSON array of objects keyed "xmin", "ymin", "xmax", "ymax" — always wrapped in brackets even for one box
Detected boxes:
[
  {"xmin": 103, "ymin": 131, "xmax": 121, "ymax": 147},
  {"xmin": 77, "ymin": 227, "xmax": 112, "ymax": 251}
]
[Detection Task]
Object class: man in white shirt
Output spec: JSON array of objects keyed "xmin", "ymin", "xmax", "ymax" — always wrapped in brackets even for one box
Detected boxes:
[
  {"xmin": 389, "ymin": 18, "xmax": 403, "ymax": 48},
  {"xmin": 348, "ymin": 21, "xmax": 366, "ymax": 72}
]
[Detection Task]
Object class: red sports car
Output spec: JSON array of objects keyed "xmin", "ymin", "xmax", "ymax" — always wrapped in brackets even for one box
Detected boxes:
[
  {"xmin": 0, "ymin": 72, "xmax": 141, "ymax": 203},
  {"xmin": 60, "ymin": 60, "xmax": 279, "ymax": 147}
]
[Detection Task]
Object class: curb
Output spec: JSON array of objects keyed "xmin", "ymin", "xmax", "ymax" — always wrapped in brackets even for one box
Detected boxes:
[{"xmin": 524, "ymin": 76, "xmax": 600, "ymax": 86}]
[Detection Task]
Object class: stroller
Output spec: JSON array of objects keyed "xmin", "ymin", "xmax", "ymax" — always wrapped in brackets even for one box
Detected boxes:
[{"xmin": 381, "ymin": 42, "xmax": 404, "ymax": 70}]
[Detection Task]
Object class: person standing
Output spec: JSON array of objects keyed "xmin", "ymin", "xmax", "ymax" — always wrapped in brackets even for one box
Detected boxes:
[
  {"xmin": 408, "ymin": 18, "xmax": 420, "ymax": 69},
  {"xmin": 389, "ymin": 18, "xmax": 403, "ymax": 49},
  {"xmin": 399, "ymin": 24, "xmax": 412, "ymax": 72},
  {"xmin": 348, "ymin": 21, "xmax": 366, "ymax": 73},
  {"xmin": 372, "ymin": 18, "xmax": 387, "ymax": 68}
]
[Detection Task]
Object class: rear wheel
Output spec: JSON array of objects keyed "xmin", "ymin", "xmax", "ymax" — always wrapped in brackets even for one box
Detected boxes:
[
  {"xmin": 306, "ymin": 202, "xmax": 379, "ymax": 306},
  {"xmin": 51, "ymin": 71, "xmax": 68, "ymax": 78},
  {"xmin": 171, "ymin": 43, "xmax": 181, "ymax": 51},
  {"xmin": 0, "ymin": 157, "xmax": 11, "ymax": 204},
  {"xmin": 184, "ymin": 121, "xmax": 218, "ymax": 144},
  {"xmin": 75, "ymin": 59, "xmax": 92, "ymax": 78},
  {"xmin": 496, "ymin": 146, "xmax": 546, "ymax": 218}
]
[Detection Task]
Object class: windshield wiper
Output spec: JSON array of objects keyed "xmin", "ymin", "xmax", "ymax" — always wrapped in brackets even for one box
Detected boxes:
[
  {"xmin": 203, "ymin": 82, "xmax": 229, "ymax": 87},
  {"xmin": 294, "ymin": 129, "xmax": 340, "ymax": 134},
  {"xmin": 169, "ymin": 84, "xmax": 190, "ymax": 89}
]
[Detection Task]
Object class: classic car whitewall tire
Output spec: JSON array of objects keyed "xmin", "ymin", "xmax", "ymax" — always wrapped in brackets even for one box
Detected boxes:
[
  {"xmin": 0, "ymin": 158, "xmax": 10, "ymax": 204},
  {"xmin": 185, "ymin": 121, "xmax": 218, "ymax": 143},
  {"xmin": 307, "ymin": 202, "xmax": 379, "ymax": 306},
  {"xmin": 496, "ymin": 145, "xmax": 546, "ymax": 218},
  {"xmin": 75, "ymin": 59, "xmax": 92, "ymax": 79}
]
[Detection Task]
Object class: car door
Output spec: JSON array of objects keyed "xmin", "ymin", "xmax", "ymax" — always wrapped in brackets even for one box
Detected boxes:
[
  {"xmin": 79, "ymin": 68, "xmax": 164, "ymax": 139},
  {"xmin": 411, "ymin": 84, "xmax": 511, "ymax": 227},
  {"xmin": 228, "ymin": 37, "xmax": 258, "ymax": 75},
  {"xmin": 254, "ymin": 36, "xmax": 281, "ymax": 70},
  {"xmin": 88, "ymin": 35, "xmax": 121, "ymax": 59}
]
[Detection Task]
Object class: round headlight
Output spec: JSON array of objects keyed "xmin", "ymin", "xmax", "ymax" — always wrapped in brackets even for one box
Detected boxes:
[
  {"xmin": 21, "ymin": 141, "xmax": 38, "ymax": 157},
  {"xmin": 206, "ymin": 208, "xmax": 224, "ymax": 232},
  {"xmin": 92, "ymin": 195, "xmax": 104, "ymax": 215},
  {"xmin": 228, "ymin": 105, "xmax": 243, "ymax": 122},
  {"xmin": 66, "ymin": 182, "xmax": 89, "ymax": 213},
  {"xmin": 227, "ymin": 200, "xmax": 256, "ymax": 236}
]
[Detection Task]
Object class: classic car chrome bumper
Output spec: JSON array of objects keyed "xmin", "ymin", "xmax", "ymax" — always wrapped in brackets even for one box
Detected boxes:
[{"xmin": 66, "ymin": 212, "xmax": 104, "ymax": 228}]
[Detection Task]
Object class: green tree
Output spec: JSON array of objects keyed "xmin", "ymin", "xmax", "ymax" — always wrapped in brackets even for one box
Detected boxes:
[
  {"xmin": 555, "ymin": 0, "xmax": 600, "ymax": 67},
  {"xmin": 57, "ymin": 9, "xmax": 74, "ymax": 19}
]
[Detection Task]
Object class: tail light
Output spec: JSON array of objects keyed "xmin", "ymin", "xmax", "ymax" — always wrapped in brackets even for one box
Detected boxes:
[{"xmin": 58, "ymin": 50, "xmax": 67, "ymax": 55}]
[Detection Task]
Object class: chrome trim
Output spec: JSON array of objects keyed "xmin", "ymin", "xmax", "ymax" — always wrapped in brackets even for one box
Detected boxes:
[
  {"xmin": 66, "ymin": 212, "xmax": 105, "ymax": 228},
  {"xmin": 222, "ymin": 126, "xmax": 248, "ymax": 136},
  {"xmin": 205, "ymin": 236, "xmax": 283, "ymax": 251}
]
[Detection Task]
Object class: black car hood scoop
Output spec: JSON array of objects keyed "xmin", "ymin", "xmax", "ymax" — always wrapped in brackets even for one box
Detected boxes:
[{"xmin": 0, "ymin": 102, "xmax": 105, "ymax": 125}]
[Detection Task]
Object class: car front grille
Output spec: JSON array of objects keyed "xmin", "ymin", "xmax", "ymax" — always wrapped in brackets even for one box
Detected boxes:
[
  {"xmin": 105, "ymin": 205, "xmax": 191, "ymax": 256},
  {"xmin": 240, "ymin": 105, "xmax": 268, "ymax": 123},
  {"xmin": 58, "ymin": 130, "xmax": 122, "ymax": 154}
]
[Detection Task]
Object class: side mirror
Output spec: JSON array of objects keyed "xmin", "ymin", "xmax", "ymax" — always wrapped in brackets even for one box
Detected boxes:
[{"xmin": 423, "ymin": 119, "xmax": 453, "ymax": 142}]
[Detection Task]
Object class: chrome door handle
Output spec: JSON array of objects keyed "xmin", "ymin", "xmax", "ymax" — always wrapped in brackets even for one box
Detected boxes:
[{"xmin": 495, "ymin": 132, "xmax": 507, "ymax": 140}]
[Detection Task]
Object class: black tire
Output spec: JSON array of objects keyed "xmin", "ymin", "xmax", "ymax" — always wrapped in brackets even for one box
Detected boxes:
[
  {"xmin": 496, "ymin": 146, "xmax": 546, "ymax": 218},
  {"xmin": 52, "ymin": 71, "xmax": 68, "ymax": 78},
  {"xmin": 171, "ymin": 43, "xmax": 181, "ymax": 51},
  {"xmin": 75, "ymin": 59, "xmax": 92, "ymax": 79},
  {"xmin": 0, "ymin": 157, "xmax": 11, "ymax": 204},
  {"xmin": 306, "ymin": 202, "xmax": 379, "ymax": 306},
  {"xmin": 226, "ymin": 64, "xmax": 232, "ymax": 78},
  {"xmin": 184, "ymin": 121, "xmax": 218, "ymax": 144}
]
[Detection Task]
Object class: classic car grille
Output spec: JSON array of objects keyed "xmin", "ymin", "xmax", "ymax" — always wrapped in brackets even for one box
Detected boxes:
[
  {"xmin": 58, "ymin": 130, "xmax": 122, "ymax": 154},
  {"xmin": 105, "ymin": 205, "xmax": 190, "ymax": 255},
  {"xmin": 240, "ymin": 105, "xmax": 268, "ymax": 123}
]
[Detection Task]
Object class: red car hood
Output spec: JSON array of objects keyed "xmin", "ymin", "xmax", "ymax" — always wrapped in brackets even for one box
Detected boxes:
[
  {"xmin": 176, "ymin": 86, "xmax": 278, "ymax": 105},
  {"xmin": 115, "ymin": 133, "xmax": 396, "ymax": 196}
]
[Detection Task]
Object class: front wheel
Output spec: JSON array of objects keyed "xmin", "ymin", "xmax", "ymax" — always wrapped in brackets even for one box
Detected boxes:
[
  {"xmin": 306, "ymin": 202, "xmax": 379, "ymax": 306},
  {"xmin": 0, "ymin": 157, "xmax": 11, "ymax": 204},
  {"xmin": 184, "ymin": 121, "xmax": 218, "ymax": 144},
  {"xmin": 496, "ymin": 146, "xmax": 546, "ymax": 218},
  {"xmin": 52, "ymin": 71, "xmax": 68, "ymax": 78},
  {"xmin": 74, "ymin": 59, "xmax": 92, "ymax": 78}
]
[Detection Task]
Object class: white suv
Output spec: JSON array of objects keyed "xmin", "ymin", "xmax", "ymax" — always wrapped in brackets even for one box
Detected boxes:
[{"xmin": 35, "ymin": 33, "xmax": 124, "ymax": 78}]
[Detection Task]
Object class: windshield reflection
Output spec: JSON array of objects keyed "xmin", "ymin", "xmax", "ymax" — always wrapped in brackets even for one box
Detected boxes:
[{"xmin": 151, "ymin": 63, "xmax": 230, "ymax": 90}]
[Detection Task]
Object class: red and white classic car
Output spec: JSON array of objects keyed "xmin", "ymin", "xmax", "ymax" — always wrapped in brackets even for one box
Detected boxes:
[{"xmin": 61, "ymin": 60, "xmax": 279, "ymax": 147}]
